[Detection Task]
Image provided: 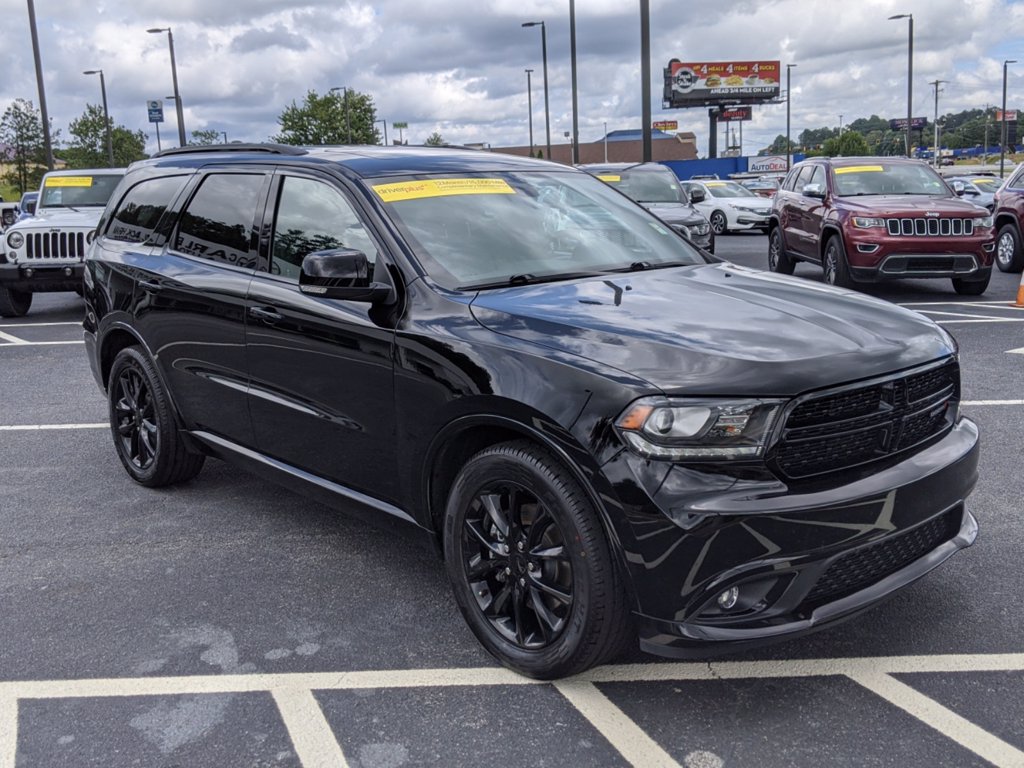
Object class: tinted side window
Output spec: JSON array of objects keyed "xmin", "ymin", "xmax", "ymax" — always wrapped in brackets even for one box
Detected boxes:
[
  {"xmin": 270, "ymin": 176, "xmax": 379, "ymax": 281},
  {"xmin": 781, "ymin": 168, "xmax": 802, "ymax": 191},
  {"xmin": 107, "ymin": 176, "xmax": 187, "ymax": 243},
  {"xmin": 808, "ymin": 165, "xmax": 825, "ymax": 189},
  {"xmin": 174, "ymin": 174, "xmax": 264, "ymax": 268}
]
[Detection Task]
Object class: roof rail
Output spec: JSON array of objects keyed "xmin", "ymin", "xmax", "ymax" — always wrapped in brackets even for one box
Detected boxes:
[{"xmin": 152, "ymin": 143, "xmax": 308, "ymax": 158}]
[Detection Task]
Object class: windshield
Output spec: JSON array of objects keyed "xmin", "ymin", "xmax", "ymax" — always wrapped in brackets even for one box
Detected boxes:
[
  {"xmin": 831, "ymin": 163, "xmax": 948, "ymax": 196},
  {"xmin": 703, "ymin": 181, "xmax": 755, "ymax": 198},
  {"xmin": 614, "ymin": 170, "xmax": 687, "ymax": 203},
  {"xmin": 39, "ymin": 174, "xmax": 124, "ymax": 209},
  {"xmin": 371, "ymin": 171, "xmax": 706, "ymax": 290}
]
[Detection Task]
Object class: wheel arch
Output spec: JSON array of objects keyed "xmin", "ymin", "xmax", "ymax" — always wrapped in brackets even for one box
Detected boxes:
[
  {"xmin": 996, "ymin": 213, "xmax": 1020, "ymax": 236},
  {"xmin": 819, "ymin": 224, "xmax": 845, "ymax": 260}
]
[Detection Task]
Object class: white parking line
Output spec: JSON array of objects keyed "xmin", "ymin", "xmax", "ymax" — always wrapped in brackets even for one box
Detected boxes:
[
  {"xmin": 0, "ymin": 331, "xmax": 26, "ymax": 345},
  {"xmin": 961, "ymin": 400, "xmax": 1024, "ymax": 406},
  {"xmin": 0, "ymin": 322, "xmax": 81, "ymax": 327},
  {"xmin": 1, "ymin": 654, "xmax": 1022, "ymax": 767},
  {"xmin": 0, "ymin": 340, "xmax": 83, "ymax": 346},
  {"xmin": 1008, "ymin": 348, "xmax": 1024, "ymax": 355},
  {"xmin": 0, "ymin": 424, "xmax": 107, "ymax": 431},
  {"xmin": 901, "ymin": 301, "xmax": 1024, "ymax": 310}
]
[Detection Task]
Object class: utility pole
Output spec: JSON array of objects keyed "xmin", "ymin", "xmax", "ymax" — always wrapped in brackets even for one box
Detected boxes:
[
  {"xmin": 640, "ymin": 0, "xmax": 652, "ymax": 162},
  {"xmin": 984, "ymin": 104, "xmax": 990, "ymax": 162},
  {"xmin": 930, "ymin": 79, "xmax": 947, "ymax": 169},
  {"xmin": 27, "ymin": 0, "xmax": 54, "ymax": 170}
]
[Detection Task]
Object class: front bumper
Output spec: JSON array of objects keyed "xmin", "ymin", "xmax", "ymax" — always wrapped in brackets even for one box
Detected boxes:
[
  {"xmin": 845, "ymin": 231, "xmax": 995, "ymax": 280},
  {"xmin": 734, "ymin": 212, "xmax": 771, "ymax": 229},
  {"xmin": 0, "ymin": 261, "xmax": 84, "ymax": 292},
  {"xmin": 599, "ymin": 416, "xmax": 980, "ymax": 657}
]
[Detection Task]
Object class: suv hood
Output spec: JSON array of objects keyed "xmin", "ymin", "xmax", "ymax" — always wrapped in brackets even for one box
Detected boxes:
[
  {"xmin": 639, "ymin": 201, "xmax": 704, "ymax": 225},
  {"xmin": 837, "ymin": 196, "xmax": 987, "ymax": 216},
  {"xmin": 469, "ymin": 263, "xmax": 953, "ymax": 396},
  {"xmin": 9, "ymin": 207, "xmax": 104, "ymax": 230}
]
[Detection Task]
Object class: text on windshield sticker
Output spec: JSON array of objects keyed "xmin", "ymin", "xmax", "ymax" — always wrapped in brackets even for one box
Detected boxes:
[
  {"xmin": 372, "ymin": 178, "xmax": 516, "ymax": 202},
  {"xmin": 44, "ymin": 176, "xmax": 94, "ymax": 188}
]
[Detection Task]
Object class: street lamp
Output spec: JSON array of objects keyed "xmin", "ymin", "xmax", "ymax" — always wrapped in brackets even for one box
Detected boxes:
[
  {"xmin": 786, "ymin": 64, "xmax": 797, "ymax": 170},
  {"xmin": 522, "ymin": 21, "xmax": 551, "ymax": 160},
  {"xmin": 147, "ymin": 27, "xmax": 186, "ymax": 147},
  {"xmin": 374, "ymin": 119, "xmax": 388, "ymax": 145},
  {"xmin": 569, "ymin": 0, "xmax": 580, "ymax": 164},
  {"xmin": 930, "ymin": 79, "xmax": 948, "ymax": 169},
  {"xmin": 27, "ymin": 0, "xmax": 53, "ymax": 170},
  {"xmin": 221, "ymin": 131, "xmax": 228, "ymax": 144},
  {"xmin": 888, "ymin": 13, "xmax": 913, "ymax": 157},
  {"xmin": 1001, "ymin": 60, "xmax": 1017, "ymax": 178},
  {"xmin": 329, "ymin": 86, "xmax": 352, "ymax": 144},
  {"xmin": 603, "ymin": 121, "xmax": 608, "ymax": 162},
  {"xmin": 82, "ymin": 69, "xmax": 114, "ymax": 167},
  {"xmin": 525, "ymin": 68, "xmax": 534, "ymax": 157}
]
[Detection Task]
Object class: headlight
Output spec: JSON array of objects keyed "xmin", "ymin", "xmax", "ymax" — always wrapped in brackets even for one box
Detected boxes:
[
  {"xmin": 976, "ymin": 215, "xmax": 994, "ymax": 229},
  {"xmin": 852, "ymin": 217, "xmax": 886, "ymax": 229},
  {"xmin": 688, "ymin": 222, "xmax": 710, "ymax": 236},
  {"xmin": 7, "ymin": 232, "xmax": 23, "ymax": 249},
  {"xmin": 615, "ymin": 397, "xmax": 784, "ymax": 460}
]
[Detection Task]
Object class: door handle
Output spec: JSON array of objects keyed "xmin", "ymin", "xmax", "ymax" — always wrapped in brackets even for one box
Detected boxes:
[{"xmin": 248, "ymin": 306, "xmax": 283, "ymax": 323}]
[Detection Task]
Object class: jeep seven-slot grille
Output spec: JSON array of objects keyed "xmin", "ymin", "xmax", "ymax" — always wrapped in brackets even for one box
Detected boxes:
[
  {"xmin": 24, "ymin": 231, "xmax": 87, "ymax": 261},
  {"xmin": 802, "ymin": 505, "xmax": 963, "ymax": 607},
  {"xmin": 776, "ymin": 361, "xmax": 959, "ymax": 479},
  {"xmin": 885, "ymin": 218, "xmax": 975, "ymax": 237}
]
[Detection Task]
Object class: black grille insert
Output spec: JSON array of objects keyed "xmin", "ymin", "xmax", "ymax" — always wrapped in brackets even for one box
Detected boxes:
[
  {"xmin": 776, "ymin": 361, "xmax": 958, "ymax": 479},
  {"xmin": 803, "ymin": 506, "xmax": 963, "ymax": 608}
]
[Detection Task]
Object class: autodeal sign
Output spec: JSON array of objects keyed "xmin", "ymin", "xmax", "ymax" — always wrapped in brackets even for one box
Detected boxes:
[{"xmin": 748, "ymin": 155, "xmax": 788, "ymax": 173}]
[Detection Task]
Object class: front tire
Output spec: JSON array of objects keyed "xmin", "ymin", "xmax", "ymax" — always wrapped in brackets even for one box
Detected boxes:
[
  {"xmin": 108, "ymin": 346, "xmax": 205, "ymax": 487},
  {"xmin": 996, "ymin": 223, "xmax": 1024, "ymax": 273},
  {"xmin": 0, "ymin": 285, "xmax": 32, "ymax": 317},
  {"xmin": 952, "ymin": 273, "xmax": 990, "ymax": 295},
  {"xmin": 823, "ymin": 235, "xmax": 855, "ymax": 289},
  {"xmin": 709, "ymin": 210, "xmax": 728, "ymax": 235},
  {"xmin": 768, "ymin": 227, "xmax": 796, "ymax": 274},
  {"xmin": 443, "ymin": 441, "xmax": 631, "ymax": 679}
]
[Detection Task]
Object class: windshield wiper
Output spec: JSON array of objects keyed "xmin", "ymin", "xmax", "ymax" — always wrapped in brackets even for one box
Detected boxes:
[{"xmin": 459, "ymin": 270, "xmax": 611, "ymax": 290}]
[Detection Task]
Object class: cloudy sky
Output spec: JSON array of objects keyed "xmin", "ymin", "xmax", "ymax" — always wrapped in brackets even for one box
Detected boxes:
[{"xmin": 1, "ymin": 0, "xmax": 1022, "ymax": 158}]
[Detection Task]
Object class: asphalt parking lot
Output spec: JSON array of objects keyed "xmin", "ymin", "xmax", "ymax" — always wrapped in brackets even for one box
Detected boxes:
[{"xmin": 2, "ymin": 234, "xmax": 1023, "ymax": 768}]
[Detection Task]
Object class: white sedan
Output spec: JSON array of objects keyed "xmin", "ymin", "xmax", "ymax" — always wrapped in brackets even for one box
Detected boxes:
[{"xmin": 681, "ymin": 180, "xmax": 772, "ymax": 235}]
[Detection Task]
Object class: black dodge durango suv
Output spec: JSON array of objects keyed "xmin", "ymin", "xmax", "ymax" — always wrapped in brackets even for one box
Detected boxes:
[{"xmin": 84, "ymin": 144, "xmax": 979, "ymax": 679}]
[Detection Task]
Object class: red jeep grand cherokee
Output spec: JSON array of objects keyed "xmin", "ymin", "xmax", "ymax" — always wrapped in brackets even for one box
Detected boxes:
[{"xmin": 769, "ymin": 157, "xmax": 996, "ymax": 294}]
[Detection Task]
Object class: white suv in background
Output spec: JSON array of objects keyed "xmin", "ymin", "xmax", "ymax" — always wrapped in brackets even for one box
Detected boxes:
[{"xmin": 681, "ymin": 179, "xmax": 772, "ymax": 235}]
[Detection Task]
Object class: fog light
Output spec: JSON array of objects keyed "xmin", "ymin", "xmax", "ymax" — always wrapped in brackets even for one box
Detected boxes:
[
  {"xmin": 717, "ymin": 586, "xmax": 740, "ymax": 610},
  {"xmin": 64, "ymin": 267, "xmax": 73, "ymax": 276},
  {"xmin": 24, "ymin": 267, "xmax": 33, "ymax": 278}
]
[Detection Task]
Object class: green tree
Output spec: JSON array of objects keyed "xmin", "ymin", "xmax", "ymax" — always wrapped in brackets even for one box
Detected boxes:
[
  {"xmin": 62, "ymin": 104, "xmax": 147, "ymax": 168},
  {"xmin": 0, "ymin": 98, "xmax": 49, "ymax": 194},
  {"xmin": 424, "ymin": 131, "xmax": 445, "ymax": 146},
  {"xmin": 822, "ymin": 130, "xmax": 870, "ymax": 157},
  {"xmin": 273, "ymin": 89, "xmax": 380, "ymax": 145},
  {"xmin": 189, "ymin": 129, "xmax": 223, "ymax": 146}
]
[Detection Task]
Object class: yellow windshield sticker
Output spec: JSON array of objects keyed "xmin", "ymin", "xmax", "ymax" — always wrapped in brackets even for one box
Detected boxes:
[
  {"xmin": 834, "ymin": 165, "xmax": 884, "ymax": 174},
  {"xmin": 372, "ymin": 178, "xmax": 515, "ymax": 202},
  {"xmin": 705, "ymin": 181, "xmax": 726, "ymax": 186},
  {"xmin": 44, "ymin": 176, "xmax": 94, "ymax": 188},
  {"xmin": 596, "ymin": 174, "xmax": 621, "ymax": 182}
]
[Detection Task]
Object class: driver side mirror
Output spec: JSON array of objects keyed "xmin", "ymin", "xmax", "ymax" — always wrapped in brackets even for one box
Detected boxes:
[
  {"xmin": 802, "ymin": 183, "xmax": 825, "ymax": 199},
  {"xmin": 300, "ymin": 248, "xmax": 392, "ymax": 303},
  {"xmin": 688, "ymin": 187, "xmax": 706, "ymax": 204},
  {"xmin": 951, "ymin": 181, "xmax": 966, "ymax": 196}
]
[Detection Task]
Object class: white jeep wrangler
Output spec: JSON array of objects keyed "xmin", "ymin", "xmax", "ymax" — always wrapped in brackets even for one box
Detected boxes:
[{"xmin": 0, "ymin": 168, "xmax": 125, "ymax": 317}]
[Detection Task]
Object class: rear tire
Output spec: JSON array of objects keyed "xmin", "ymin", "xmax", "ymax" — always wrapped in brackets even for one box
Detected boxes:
[
  {"xmin": 0, "ymin": 285, "xmax": 32, "ymax": 317},
  {"xmin": 996, "ymin": 223, "xmax": 1024, "ymax": 273},
  {"xmin": 768, "ymin": 227, "xmax": 796, "ymax": 274},
  {"xmin": 822, "ymin": 235, "xmax": 855, "ymax": 289},
  {"xmin": 108, "ymin": 346, "xmax": 205, "ymax": 487},
  {"xmin": 443, "ymin": 440, "xmax": 632, "ymax": 679}
]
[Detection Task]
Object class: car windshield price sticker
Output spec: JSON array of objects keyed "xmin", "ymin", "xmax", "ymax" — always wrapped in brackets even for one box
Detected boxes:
[
  {"xmin": 372, "ymin": 178, "xmax": 516, "ymax": 202},
  {"xmin": 834, "ymin": 165, "xmax": 884, "ymax": 174},
  {"xmin": 44, "ymin": 176, "xmax": 94, "ymax": 188},
  {"xmin": 596, "ymin": 175, "xmax": 621, "ymax": 182}
]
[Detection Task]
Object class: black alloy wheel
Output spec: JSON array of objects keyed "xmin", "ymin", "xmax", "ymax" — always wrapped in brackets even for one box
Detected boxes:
[
  {"xmin": 709, "ymin": 210, "xmax": 728, "ymax": 235},
  {"xmin": 996, "ymin": 223, "xmax": 1024, "ymax": 273},
  {"xmin": 768, "ymin": 227, "xmax": 795, "ymax": 274},
  {"xmin": 823, "ymin": 235, "xmax": 855, "ymax": 289},
  {"xmin": 108, "ymin": 346, "xmax": 205, "ymax": 487},
  {"xmin": 443, "ymin": 441, "xmax": 631, "ymax": 679}
]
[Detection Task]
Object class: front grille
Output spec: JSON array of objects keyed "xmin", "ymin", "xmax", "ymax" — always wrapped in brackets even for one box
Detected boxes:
[
  {"xmin": 776, "ymin": 360, "xmax": 958, "ymax": 479},
  {"xmin": 24, "ymin": 231, "xmax": 87, "ymax": 261},
  {"xmin": 803, "ymin": 506, "xmax": 963, "ymax": 607},
  {"xmin": 885, "ymin": 217, "xmax": 975, "ymax": 237}
]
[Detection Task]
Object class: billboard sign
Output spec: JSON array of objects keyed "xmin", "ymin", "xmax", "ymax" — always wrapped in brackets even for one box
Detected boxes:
[
  {"xmin": 147, "ymin": 100, "xmax": 164, "ymax": 124},
  {"xmin": 996, "ymin": 110, "xmax": 1018, "ymax": 122},
  {"xmin": 652, "ymin": 120, "xmax": 678, "ymax": 131},
  {"xmin": 392, "ymin": 121, "xmax": 409, "ymax": 129},
  {"xmin": 664, "ymin": 60, "xmax": 780, "ymax": 108},
  {"xmin": 748, "ymin": 155, "xmax": 788, "ymax": 174},
  {"xmin": 889, "ymin": 117, "xmax": 927, "ymax": 131},
  {"xmin": 717, "ymin": 106, "xmax": 753, "ymax": 122}
]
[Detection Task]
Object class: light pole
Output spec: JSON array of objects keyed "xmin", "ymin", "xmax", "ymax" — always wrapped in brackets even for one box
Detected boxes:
[
  {"xmin": 888, "ymin": 13, "xmax": 913, "ymax": 157},
  {"xmin": 786, "ymin": 63, "xmax": 797, "ymax": 170},
  {"xmin": 375, "ymin": 119, "xmax": 388, "ymax": 145},
  {"xmin": 1001, "ymin": 60, "xmax": 1017, "ymax": 178},
  {"xmin": 329, "ymin": 86, "xmax": 352, "ymax": 144},
  {"xmin": 839, "ymin": 114, "xmax": 843, "ymax": 134},
  {"xmin": 27, "ymin": 0, "xmax": 53, "ymax": 170},
  {"xmin": 525, "ymin": 68, "xmax": 534, "ymax": 157},
  {"xmin": 522, "ymin": 21, "xmax": 551, "ymax": 160},
  {"xmin": 640, "ymin": 0, "xmax": 652, "ymax": 162},
  {"xmin": 82, "ymin": 69, "xmax": 114, "ymax": 167},
  {"xmin": 570, "ymin": 0, "xmax": 580, "ymax": 164},
  {"xmin": 221, "ymin": 131, "xmax": 228, "ymax": 144},
  {"xmin": 147, "ymin": 27, "xmax": 186, "ymax": 147},
  {"xmin": 930, "ymin": 79, "xmax": 947, "ymax": 169},
  {"xmin": 604, "ymin": 121, "xmax": 608, "ymax": 162}
]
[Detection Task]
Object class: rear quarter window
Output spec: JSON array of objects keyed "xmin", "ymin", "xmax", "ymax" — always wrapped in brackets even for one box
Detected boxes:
[{"xmin": 106, "ymin": 176, "xmax": 189, "ymax": 244}]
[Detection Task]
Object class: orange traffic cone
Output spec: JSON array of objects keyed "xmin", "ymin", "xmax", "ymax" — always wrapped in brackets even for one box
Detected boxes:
[{"xmin": 1017, "ymin": 269, "xmax": 1024, "ymax": 308}]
